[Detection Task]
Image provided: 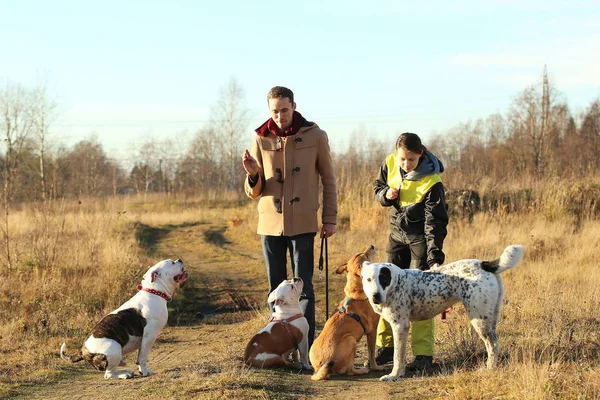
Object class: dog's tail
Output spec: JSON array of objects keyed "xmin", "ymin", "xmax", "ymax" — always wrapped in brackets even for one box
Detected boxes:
[
  {"xmin": 311, "ymin": 361, "xmax": 334, "ymax": 381},
  {"xmin": 481, "ymin": 245, "xmax": 525, "ymax": 274},
  {"xmin": 60, "ymin": 342, "xmax": 84, "ymax": 363}
]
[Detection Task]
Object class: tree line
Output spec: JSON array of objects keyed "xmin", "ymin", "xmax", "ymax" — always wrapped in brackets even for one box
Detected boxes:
[{"xmin": 2, "ymin": 72, "xmax": 600, "ymax": 206}]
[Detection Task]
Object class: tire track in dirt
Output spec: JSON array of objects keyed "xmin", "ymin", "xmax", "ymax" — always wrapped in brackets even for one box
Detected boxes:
[{"xmin": 159, "ymin": 222, "xmax": 265, "ymax": 326}]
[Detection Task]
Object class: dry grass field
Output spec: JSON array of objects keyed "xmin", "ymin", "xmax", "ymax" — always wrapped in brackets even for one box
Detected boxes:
[{"xmin": 1, "ymin": 192, "xmax": 599, "ymax": 399}]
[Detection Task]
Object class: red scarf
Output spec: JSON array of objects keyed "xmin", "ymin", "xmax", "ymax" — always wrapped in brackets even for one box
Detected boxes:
[{"xmin": 255, "ymin": 111, "xmax": 306, "ymax": 137}]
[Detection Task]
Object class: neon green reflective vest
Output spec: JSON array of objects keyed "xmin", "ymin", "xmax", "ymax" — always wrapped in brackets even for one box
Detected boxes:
[{"xmin": 385, "ymin": 153, "xmax": 442, "ymax": 207}]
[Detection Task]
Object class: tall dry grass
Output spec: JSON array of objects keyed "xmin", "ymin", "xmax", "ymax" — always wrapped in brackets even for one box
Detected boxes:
[
  {"xmin": 0, "ymin": 192, "xmax": 245, "ymax": 392},
  {"xmin": 231, "ymin": 181, "xmax": 600, "ymax": 397},
  {"xmin": 1, "ymin": 183, "xmax": 599, "ymax": 398},
  {"xmin": 325, "ymin": 202, "xmax": 600, "ymax": 398}
]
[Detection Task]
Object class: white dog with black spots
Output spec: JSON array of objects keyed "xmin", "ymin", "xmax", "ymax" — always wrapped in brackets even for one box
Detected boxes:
[{"xmin": 361, "ymin": 245, "xmax": 525, "ymax": 381}]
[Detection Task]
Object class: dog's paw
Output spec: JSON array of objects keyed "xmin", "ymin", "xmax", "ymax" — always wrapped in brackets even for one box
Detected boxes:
[
  {"xmin": 370, "ymin": 363, "xmax": 385, "ymax": 371},
  {"xmin": 380, "ymin": 373, "xmax": 403, "ymax": 382},
  {"xmin": 138, "ymin": 367, "xmax": 153, "ymax": 377},
  {"xmin": 105, "ymin": 371, "xmax": 133, "ymax": 379},
  {"xmin": 291, "ymin": 351, "xmax": 300, "ymax": 363}
]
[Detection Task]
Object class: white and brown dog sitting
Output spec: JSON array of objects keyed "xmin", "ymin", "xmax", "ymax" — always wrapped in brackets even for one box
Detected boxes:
[
  {"xmin": 244, "ymin": 278, "xmax": 312, "ymax": 371},
  {"xmin": 60, "ymin": 259, "xmax": 189, "ymax": 379}
]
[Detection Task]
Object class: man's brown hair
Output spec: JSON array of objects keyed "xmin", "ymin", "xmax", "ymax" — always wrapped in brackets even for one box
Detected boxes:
[{"xmin": 267, "ymin": 86, "xmax": 294, "ymax": 103}]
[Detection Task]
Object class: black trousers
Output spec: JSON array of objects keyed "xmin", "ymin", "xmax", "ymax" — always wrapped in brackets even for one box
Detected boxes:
[
  {"xmin": 261, "ymin": 232, "xmax": 316, "ymax": 348},
  {"xmin": 386, "ymin": 230, "xmax": 428, "ymax": 270}
]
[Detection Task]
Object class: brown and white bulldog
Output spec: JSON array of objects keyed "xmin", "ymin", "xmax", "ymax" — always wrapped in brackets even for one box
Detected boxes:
[
  {"xmin": 60, "ymin": 259, "xmax": 189, "ymax": 379},
  {"xmin": 244, "ymin": 278, "xmax": 312, "ymax": 370},
  {"xmin": 309, "ymin": 245, "xmax": 384, "ymax": 380}
]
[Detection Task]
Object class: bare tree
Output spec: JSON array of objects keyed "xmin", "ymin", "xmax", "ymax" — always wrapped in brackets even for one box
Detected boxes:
[
  {"xmin": 579, "ymin": 100, "xmax": 600, "ymax": 173},
  {"xmin": 484, "ymin": 113, "xmax": 506, "ymax": 146},
  {"xmin": 132, "ymin": 137, "xmax": 161, "ymax": 197},
  {"xmin": 158, "ymin": 137, "xmax": 181, "ymax": 195},
  {"xmin": 65, "ymin": 136, "xmax": 112, "ymax": 197},
  {"xmin": 178, "ymin": 126, "xmax": 222, "ymax": 194},
  {"xmin": 212, "ymin": 77, "xmax": 249, "ymax": 191},
  {"xmin": 164, "ymin": 131, "xmax": 191, "ymax": 196},
  {"xmin": 0, "ymin": 83, "xmax": 35, "ymax": 272},
  {"xmin": 31, "ymin": 82, "xmax": 57, "ymax": 201},
  {"xmin": 507, "ymin": 68, "xmax": 563, "ymax": 178}
]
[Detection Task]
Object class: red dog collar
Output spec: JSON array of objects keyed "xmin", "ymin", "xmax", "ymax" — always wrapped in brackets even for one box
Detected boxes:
[
  {"xmin": 136, "ymin": 285, "xmax": 171, "ymax": 301},
  {"xmin": 268, "ymin": 313, "xmax": 304, "ymax": 324}
]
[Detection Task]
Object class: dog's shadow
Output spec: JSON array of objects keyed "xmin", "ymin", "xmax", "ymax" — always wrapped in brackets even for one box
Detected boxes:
[
  {"xmin": 442, "ymin": 347, "xmax": 510, "ymax": 372},
  {"xmin": 323, "ymin": 362, "xmax": 449, "ymax": 381}
]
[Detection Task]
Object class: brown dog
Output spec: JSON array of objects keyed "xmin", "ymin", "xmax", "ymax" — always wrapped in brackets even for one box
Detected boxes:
[
  {"xmin": 309, "ymin": 245, "xmax": 384, "ymax": 380},
  {"xmin": 243, "ymin": 278, "xmax": 311, "ymax": 370}
]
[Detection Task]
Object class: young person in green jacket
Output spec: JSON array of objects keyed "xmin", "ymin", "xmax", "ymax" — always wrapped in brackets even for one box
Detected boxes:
[{"xmin": 373, "ymin": 132, "xmax": 448, "ymax": 371}]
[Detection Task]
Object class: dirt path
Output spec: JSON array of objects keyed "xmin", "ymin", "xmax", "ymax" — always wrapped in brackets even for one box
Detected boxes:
[{"xmin": 16, "ymin": 218, "xmax": 417, "ymax": 399}]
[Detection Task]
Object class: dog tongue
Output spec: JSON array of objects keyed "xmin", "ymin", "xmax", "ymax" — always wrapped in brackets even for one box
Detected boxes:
[{"xmin": 174, "ymin": 271, "xmax": 188, "ymax": 283}]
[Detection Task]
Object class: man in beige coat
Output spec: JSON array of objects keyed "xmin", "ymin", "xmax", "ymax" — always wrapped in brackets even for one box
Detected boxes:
[{"xmin": 242, "ymin": 86, "xmax": 337, "ymax": 349}]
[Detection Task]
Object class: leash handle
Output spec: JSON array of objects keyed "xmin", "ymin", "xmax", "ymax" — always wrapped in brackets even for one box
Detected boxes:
[{"xmin": 318, "ymin": 238, "xmax": 323, "ymax": 282}]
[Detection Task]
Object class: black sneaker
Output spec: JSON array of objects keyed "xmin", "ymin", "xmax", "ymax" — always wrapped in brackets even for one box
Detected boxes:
[
  {"xmin": 406, "ymin": 355, "xmax": 433, "ymax": 371},
  {"xmin": 375, "ymin": 347, "xmax": 394, "ymax": 364}
]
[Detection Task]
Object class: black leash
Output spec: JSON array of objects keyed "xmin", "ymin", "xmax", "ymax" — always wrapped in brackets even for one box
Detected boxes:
[{"xmin": 318, "ymin": 235, "xmax": 329, "ymax": 320}]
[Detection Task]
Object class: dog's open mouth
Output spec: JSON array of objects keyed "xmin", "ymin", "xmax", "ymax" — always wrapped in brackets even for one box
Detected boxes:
[{"xmin": 174, "ymin": 270, "xmax": 188, "ymax": 283}]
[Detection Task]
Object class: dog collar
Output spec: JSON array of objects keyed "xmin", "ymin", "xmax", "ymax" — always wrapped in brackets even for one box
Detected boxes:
[
  {"xmin": 136, "ymin": 285, "xmax": 171, "ymax": 301},
  {"xmin": 268, "ymin": 313, "xmax": 304, "ymax": 324},
  {"xmin": 337, "ymin": 298, "xmax": 366, "ymax": 332}
]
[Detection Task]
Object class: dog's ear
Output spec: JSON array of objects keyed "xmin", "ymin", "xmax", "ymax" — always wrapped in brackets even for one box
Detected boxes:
[
  {"xmin": 143, "ymin": 267, "xmax": 160, "ymax": 283},
  {"xmin": 379, "ymin": 266, "xmax": 392, "ymax": 290},
  {"xmin": 335, "ymin": 263, "xmax": 348, "ymax": 274},
  {"xmin": 151, "ymin": 270, "xmax": 161, "ymax": 282},
  {"xmin": 268, "ymin": 288, "xmax": 278, "ymax": 304},
  {"xmin": 354, "ymin": 255, "xmax": 369, "ymax": 271},
  {"xmin": 268, "ymin": 289, "xmax": 286, "ymax": 306}
]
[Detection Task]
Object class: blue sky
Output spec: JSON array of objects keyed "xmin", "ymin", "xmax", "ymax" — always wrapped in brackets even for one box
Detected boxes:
[{"xmin": 1, "ymin": 1, "xmax": 599, "ymax": 163}]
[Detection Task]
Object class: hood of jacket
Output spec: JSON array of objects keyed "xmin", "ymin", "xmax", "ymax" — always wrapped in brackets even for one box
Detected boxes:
[{"xmin": 404, "ymin": 151, "xmax": 444, "ymax": 182}]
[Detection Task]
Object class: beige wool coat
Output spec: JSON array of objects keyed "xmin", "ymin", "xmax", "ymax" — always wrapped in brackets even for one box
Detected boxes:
[{"xmin": 244, "ymin": 122, "xmax": 337, "ymax": 236}]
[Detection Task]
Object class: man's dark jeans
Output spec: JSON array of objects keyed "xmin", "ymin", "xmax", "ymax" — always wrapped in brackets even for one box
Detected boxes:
[{"xmin": 261, "ymin": 232, "xmax": 316, "ymax": 347}]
